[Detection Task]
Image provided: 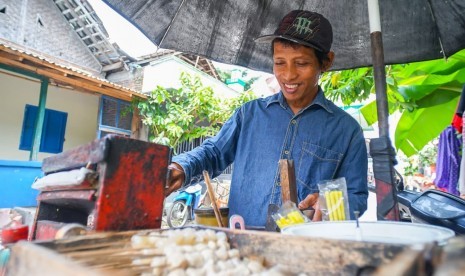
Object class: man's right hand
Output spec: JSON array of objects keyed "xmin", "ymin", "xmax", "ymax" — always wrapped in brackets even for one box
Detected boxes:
[
  {"xmin": 166, "ymin": 163, "xmax": 185, "ymax": 196},
  {"xmin": 298, "ymin": 192, "xmax": 322, "ymax": 221}
]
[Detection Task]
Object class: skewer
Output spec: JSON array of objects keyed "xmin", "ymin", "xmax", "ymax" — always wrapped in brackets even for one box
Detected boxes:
[
  {"xmin": 56, "ymin": 240, "xmax": 130, "ymax": 253},
  {"xmin": 84, "ymin": 260, "xmax": 149, "ymax": 271},
  {"xmin": 65, "ymin": 247, "xmax": 163, "ymax": 258},
  {"xmin": 203, "ymin": 170, "xmax": 224, "ymax": 227},
  {"xmin": 99, "ymin": 265, "xmax": 151, "ymax": 275},
  {"xmin": 57, "ymin": 234, "xmax": 168, "ymax": 253}
]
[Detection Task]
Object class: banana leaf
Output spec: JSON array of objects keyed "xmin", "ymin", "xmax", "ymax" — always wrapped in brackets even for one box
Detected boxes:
[
  {"xmin": 394, "ymin": 88, "xmax": 459, "ymax": 156},
  {"xmin": 359, "ymin": 50, "xmax": 465, "ymax": 156}
]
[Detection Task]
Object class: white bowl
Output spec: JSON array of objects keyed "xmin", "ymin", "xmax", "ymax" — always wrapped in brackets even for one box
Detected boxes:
[{"xmin": 282, "ymin": 221, "xmax": 454, "ymax": 245}]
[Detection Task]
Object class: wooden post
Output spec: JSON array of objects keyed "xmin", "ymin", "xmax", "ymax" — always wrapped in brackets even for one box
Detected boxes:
[{"xmin": 279, "ymin": 159, "xmax": 298, "ymax": 204}]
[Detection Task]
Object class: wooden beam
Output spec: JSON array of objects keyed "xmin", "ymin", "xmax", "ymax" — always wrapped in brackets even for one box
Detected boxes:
[
  {"xmin": 0, "ymin": 52, "xmax": 146, "ymax": 100},
  {"xmin": 131, "ymin": 107, "xmax": 141, "ymax": 139},
  {"xmin": 0, "ymin": 51, "xmax": 24, "ymax": 62},
  {"xmin": 0, "ymin": 60, "xmax": 44, "ymax": 80},
  {"xmin": 0, "ymin": 56, "xmax": 139, "ymax": 101},
  {"xmin": 206, "ymin": 59, "xmax": 219, "ymax": 80},
  {"xmin": 101, "ymin": 61, "xmax": 123, "ymax": 72},
  {"xmin": 0, "ymin": 46, "xmax": 100, "ymax": 81}
]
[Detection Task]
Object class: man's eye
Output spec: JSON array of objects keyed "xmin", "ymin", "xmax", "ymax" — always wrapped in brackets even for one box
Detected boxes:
[
  {"xmin": 274, "ymin": 62, "xmax": 284, "ymax": 66},
  {"xmin": 296, "ymin": 62, "xmax": 309, "ymax": 66}
]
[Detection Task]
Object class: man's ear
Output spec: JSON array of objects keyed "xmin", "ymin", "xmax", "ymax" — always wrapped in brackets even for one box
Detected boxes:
[{"xmin": 322, "ymin": 51, "xmax": 335, "ymax": 72}]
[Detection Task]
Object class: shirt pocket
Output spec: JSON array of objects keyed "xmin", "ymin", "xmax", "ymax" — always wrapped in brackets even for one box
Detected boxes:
[{"xmin": 297, "ymin": 142, "xmax": 343, "ymax": 192}]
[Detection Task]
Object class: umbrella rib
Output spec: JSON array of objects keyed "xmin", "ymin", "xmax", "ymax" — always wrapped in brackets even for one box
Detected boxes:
[
  {"xmin": 426, "ymin": 0, "xmax": 446, "ymax": 59},
  {"xmin": 158, "ymin": 0, "xmax": 187, "ymax": 50}
]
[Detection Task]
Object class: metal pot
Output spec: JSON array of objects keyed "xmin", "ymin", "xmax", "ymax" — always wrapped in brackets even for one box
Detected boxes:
[
  {"xmin": 282, "ymin": 221, "xmax": 454, "ymax": 245},
  {"xmin": 194, "ymin": 207, "xmax": 229, "ymax": 227}
]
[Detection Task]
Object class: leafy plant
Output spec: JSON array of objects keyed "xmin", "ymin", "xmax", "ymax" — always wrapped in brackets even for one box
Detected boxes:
[
  {"xmin": 135, "ymin": 72, "xmax": 256, "ymax": 152},
  {"xmin": 321, "ymin": 49, "xmax": 465, "ymax": 157},
  {"xmin": 403, "ymin": 159, "xmax": 419, "ymax": 176},
  {"xmin": 417, "ymin": 139, "xmax": 438, "ymax": 167},
  {"xmin": 320, "ymin": 67, "xmax": 373, "ymax": 105}
]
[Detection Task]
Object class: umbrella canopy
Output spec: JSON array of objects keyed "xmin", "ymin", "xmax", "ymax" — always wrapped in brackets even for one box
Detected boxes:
[{"xmin": 103, "ymin": 0, "xmax": 465, "ymax": 72}]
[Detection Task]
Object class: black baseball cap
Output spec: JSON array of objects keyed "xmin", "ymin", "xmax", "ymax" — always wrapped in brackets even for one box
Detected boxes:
[{"xmin": 255, "ymin": 10, "xmax": 333, "ymax": 53}]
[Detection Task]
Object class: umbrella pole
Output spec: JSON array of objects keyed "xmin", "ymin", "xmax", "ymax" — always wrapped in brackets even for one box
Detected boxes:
[{"xmin": 367, "ymin": 0, "xmax": 400, "ymax": 221}]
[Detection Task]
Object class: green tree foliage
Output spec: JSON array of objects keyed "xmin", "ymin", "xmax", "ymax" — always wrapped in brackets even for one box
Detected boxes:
[
  {"xmin": 320, "ymin": 67, "xmax": 374, "ymax": 105},
  {"xmin": 136, "ymin": 72, "xmax": 256, "ymax": 152},
  {"xmin": 321, "ymin": 49, "xmax": 465, "ymax": 157}
]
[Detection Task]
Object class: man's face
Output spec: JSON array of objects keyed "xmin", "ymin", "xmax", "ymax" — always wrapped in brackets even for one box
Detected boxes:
[{"xmin": 273, "ymin": 41, "xmax": 324, "ymax": 110}]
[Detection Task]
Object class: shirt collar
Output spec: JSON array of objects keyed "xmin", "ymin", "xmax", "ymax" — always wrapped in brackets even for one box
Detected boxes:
[{"xmin": 265, "ymin": 86, "xmax": 334, "ymax": 114}]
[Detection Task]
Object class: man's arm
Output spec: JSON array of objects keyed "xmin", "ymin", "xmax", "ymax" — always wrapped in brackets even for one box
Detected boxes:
[{"xmin": 170, "ymin": 108, "xmax": 243, "ymax": 190}]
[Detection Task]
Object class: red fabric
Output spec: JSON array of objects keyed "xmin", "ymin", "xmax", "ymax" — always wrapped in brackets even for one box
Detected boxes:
[
  {"xmin": 451, "ymin": 113, "xmax": 462, "ymax": 133},
  {"xmin": 437, "ymin": 187, "xmax": 448, "ymax": 193}
]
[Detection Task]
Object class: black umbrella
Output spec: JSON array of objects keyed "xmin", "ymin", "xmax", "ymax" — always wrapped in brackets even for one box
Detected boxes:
[
  {"xmin": 102, "ymin": 0, "xmax": 465, "ymax": 220},
  {"xmin": 102, "ymin": 0, "xmax": 464, "ymax": 72}
]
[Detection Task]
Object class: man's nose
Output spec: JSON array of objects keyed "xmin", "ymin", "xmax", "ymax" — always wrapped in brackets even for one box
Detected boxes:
[{"xmin": 282, "ymin": 65, "xmax": 298, "ymax": 81}]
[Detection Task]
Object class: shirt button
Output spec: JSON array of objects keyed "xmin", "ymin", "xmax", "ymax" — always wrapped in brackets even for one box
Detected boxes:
[
  {"xmin": 291, "ymin": 120, "xmax": 297, "ymax": 124},
  {"xmin": 284, "ymin": 150, "xmax": 289, "ymax": 155}
]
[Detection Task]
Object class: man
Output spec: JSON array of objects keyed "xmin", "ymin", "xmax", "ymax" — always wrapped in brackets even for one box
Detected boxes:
[{"xmin": 167, "ymin": 10, "xmax": 368, "ymax": 227}]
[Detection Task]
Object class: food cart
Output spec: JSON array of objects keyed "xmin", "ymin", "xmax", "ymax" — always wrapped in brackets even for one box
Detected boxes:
[
  {"xmin": 3, "ymin": 226, "xmax": 465, "ymax": 275},
  {"xmin": 1, "ymin": 136, "xmax": 464, "ymax": 275}
]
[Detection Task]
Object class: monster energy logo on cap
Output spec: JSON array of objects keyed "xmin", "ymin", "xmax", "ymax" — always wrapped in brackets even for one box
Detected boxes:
[
  {"xmin": 254, "ymin": 10, "xmax": 333, "ymax": 53},
  {"xmin": 293, "ymin": 16, "xmax": 314, "ymax": 35}
]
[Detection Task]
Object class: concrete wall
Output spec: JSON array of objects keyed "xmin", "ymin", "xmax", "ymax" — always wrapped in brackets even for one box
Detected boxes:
[
  {"xmin": 107, "ymin": 66, "xmax": 144, "ymax": 92},
  {"xmin": 0, "ymin": 70, "xmax": 99, "ymax": 161},
  {"xmin": 0, "ymin": 0, "xmax": 101, "ymax": 73}
]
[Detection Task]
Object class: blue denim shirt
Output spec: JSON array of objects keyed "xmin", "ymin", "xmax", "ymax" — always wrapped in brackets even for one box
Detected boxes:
[{"xmin": 173, "ymin": 88, "xmax": 368, "ymax": 227}]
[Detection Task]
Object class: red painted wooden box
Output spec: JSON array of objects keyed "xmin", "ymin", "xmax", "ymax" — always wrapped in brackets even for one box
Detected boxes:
[{"xmin": 30, "ymin": 135, "xmax": 172, "ymax": 240}]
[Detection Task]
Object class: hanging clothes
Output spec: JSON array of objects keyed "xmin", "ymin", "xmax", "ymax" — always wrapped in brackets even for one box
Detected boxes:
[
  {"xmin": 451, "ymin": 85, "xmax": 465, "ymax": 133},
  {"xmin": 459, "ymin": 101, "xmax": 465, "ymax": 197},
  {"xmin": 434, "ymin": 126, "xmax": 461, "ymax": 195}
]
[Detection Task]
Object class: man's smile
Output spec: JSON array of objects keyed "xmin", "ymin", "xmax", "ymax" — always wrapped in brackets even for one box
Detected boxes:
[{"xmin": 284, "ymin": 83, "xmax": 299, "ymax": 93}]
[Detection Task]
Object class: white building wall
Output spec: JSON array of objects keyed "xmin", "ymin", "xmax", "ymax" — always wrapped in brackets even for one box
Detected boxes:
[
  {"xmin": 0, "ymin": 70, "xmax": 99, "ymax": 161},
  {"xmin": 142, "ymin": 57, "xmax": 239, "ymax": 99},
  {"xmin": 0, "ymin": 71, "xmax": 40, "ymax": 161},
  {"xmin": 45, "ymin": 82, "xmax": 100, "ymax": 157}
]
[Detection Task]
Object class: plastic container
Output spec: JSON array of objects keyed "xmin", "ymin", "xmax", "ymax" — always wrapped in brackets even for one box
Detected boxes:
[
  {"xmin": 194, "ymin": 207, "xmax": 229, "ymax": 227},
  {"xmin": 1, "ymin": 224, "xmax": 29, "ymax": 244}
]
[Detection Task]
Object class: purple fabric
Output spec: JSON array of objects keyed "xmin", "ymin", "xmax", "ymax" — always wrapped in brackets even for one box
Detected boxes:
[{"xmin": 434, "ymin": 126, "xmax": 461, "ymax": 195}]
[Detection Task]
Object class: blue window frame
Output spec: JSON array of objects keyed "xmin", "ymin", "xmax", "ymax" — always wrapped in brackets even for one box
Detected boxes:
[
  {"xmin": 98, "ymin": 96, "xmax": 132, "ymax": 138},
  {"xmin": 19, "ymin": 104, "xmax": 67, "ymax": 154}
]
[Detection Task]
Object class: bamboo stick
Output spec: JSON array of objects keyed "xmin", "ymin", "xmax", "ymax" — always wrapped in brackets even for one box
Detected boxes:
[
  {"xmin": 203, "ymin": 170, "xmax": 224, "ymax": 227},
  {"xmin": 64, "ymin": 247, "xmax": 162, "ymax": 258},
  {"xmin": 56, "ymin": 240, "xmax": 130, "ymax": 253}
]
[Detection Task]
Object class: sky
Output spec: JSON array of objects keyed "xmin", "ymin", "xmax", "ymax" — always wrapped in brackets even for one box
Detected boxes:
[{"xmin": 87, "ymin": 0, "xmax": 158, "ymax": 57}]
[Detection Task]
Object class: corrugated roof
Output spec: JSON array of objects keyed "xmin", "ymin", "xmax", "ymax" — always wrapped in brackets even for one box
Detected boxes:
[{"xmin": 54, "ymin": 0, "xmax": 132, "ymax": 73}]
